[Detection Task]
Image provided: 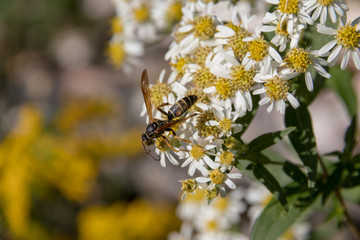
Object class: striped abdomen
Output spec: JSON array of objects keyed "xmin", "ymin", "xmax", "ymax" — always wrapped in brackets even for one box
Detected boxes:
[{"xmin": 168, "ymin": 95, "xmax": 197, "ymax": 121}]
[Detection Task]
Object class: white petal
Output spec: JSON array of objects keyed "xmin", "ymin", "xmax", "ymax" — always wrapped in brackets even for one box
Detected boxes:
[
  {"xmin": 225, "ymin": 179, "xmax": 237, "ymax": 189},
  {"xmin": 352, "ymin": 51, "xmax": 360, "ymax": 70},
  {"xmin": 215, "ymin": 25, "xmax": 235, "ymax": 38},
  {"xmin": 319, "ymin": 39, "xmax": 337, "ymax": 54},
  {"xmin": 203, "ymin": 86, "xmax": 217, "ymax": 94},
  {"xmin": 313, "ymin": 63, "xmax": 331, "ymax": 78},
  {"xmin": 327, "ymin": 44, "xmax": 342, "ymax": 64},
  {"xmin": 287, "ymin": 93, "xmax": 300, "ymax": 109},
  {"xmin": 259, "ymin": 96, "xmax": 271, "ymax": 106},
  {"xmin": 178, "ymin": 25, "xmax": 193, "ymax": 33},
  {"xmin": 196, "ymin": 177, "xmax": 210, "ymax": 183},
  {"xmin": 328, "ymin": 6, "xmax": 337, "ymax": 23},
  {"xmin": 316, "ymin": 24, "xmax": 337, "ymax": 35},
  {"xmin": 253, "ymin": 88, "xmax": 266, "ymax": 95},
  {"xmin": 320, "ymin": 6, "xmax": 328, "ymax": 24},
  {"xmin": 305, "ymin": 71, "xmax": 314, "ymax": 91},
  {"xmin": 269, "ymin": 46, "xmax": 283, "ymax": 63},
  {"xmin": 340, "ymin": 50, "xmax": 350, "ymax": 70},
  {"xmin": 267, "ymin": 101, "xmax": 274, "ymax": 112},
  {"xmin": 203, "ymin": 155, "xmax": 217, "ymax": 169}
]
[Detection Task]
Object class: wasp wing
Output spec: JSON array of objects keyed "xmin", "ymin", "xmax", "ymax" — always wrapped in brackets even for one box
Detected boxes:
[
  {"xmin": 155, "ymin": 114, "xmax": 197, "ymax": 133},
  {"xmin": 141, "ymin": 69, "xmax": 154, "ymax": 122}
]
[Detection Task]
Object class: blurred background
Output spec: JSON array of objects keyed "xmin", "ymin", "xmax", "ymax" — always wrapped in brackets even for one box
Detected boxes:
[{"xmin": 0, "ymin": 0, "xmax": 359, "ymax": 239}]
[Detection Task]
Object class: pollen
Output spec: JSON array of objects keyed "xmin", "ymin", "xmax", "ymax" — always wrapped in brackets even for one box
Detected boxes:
[
  {"xmin": 106, "ymin": 42, "xmax": 125, "ymax": 68},
  {"xmin": 336, "ymin": 24, "xmax": 360, "ymax": 50},
  {"xmin": 192, "ymin": 16, "xmax": 216, "ymax": 40},
  {"xmin": 193, "ymin": 67, "xmax": 217, "ymax": 90},
  {"xmin": 111, "ymin": 17, "xmax": 123, "ymax": 34},
  {"xmin": 209, "ymin": 169, "xmax": 226, "ymax": 185},
  {"xmin": 133, "ymin": 4, "xmax": 150, "ymax": 23},
  {"xmin": 170, "ymin": 56, "xmax": 192, "ymax": 78},
  {"xmin": 219, "ymin": 151, "xmax": 234, "ymax": 166},
  {"xmin": 227, "ymin": 25, "xmax": 250, "ymax": 60},
  {"xmin": 194, "ymin": 46, "xmax": 212, "ymax": 66},
  {"xmin": 219, "ymin": 118, "xmax": 232, "ymax": 133},
  {"xmin": 190, "ymin": 145, "xmax": 205, "ymax": 160},
  {"xmin": 150, "ymin": 82, "xmax": 172, "ymax": 108},
  {"xmin": 231, "ymin": 65, "xmax": 256, "ymax": 92},
  {"xmin": 205, "ymin": 188, "xmax": 219, "ymax": 200},
  {"xmin": 195, "ymin": 111, "xmax": 220, "ymax": 138},
  {"xmin": 264, "ymin": 76, "xmax": 290, "ymax": 101},
  {"xmin": 247, "ymin": 37, "xmax": 269, "ymax": 62},
  {"xmin": 276, "ymin": 20, "xmax": 289, "ymax": 37},
  {"xmin": 180, "ymin": 179, "xmax": 197, "ymax": 194},
  {"xmin": 318, "ymin": 0, "xmax": 334, "ymax": 6},
  {"xmin": 284, "ymin": 48, "xmax": 311, "ymax": 73},
  {"xmin": 165, "ymin": 2, "xmax": 183, "ymax": 26},
  {"xmin": 215, "ymin": 77, "xmax": 233, "ymax": 99},
  {"xmin": 278, "ymin": 0, "xmax": 299, "ymax": 14}
]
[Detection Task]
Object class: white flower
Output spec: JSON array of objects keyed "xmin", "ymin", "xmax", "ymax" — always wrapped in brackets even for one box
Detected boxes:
[
  {"xmin": 242, "ymin": 27, "xmax": 283, "ymax": 73},
  {"xmin": 280, "ymin": 48, "xmax": 331, "ymax": 91},
  {"xmin": 304, "ymin": 0, "xmax": 348, "ymax": 24},
  {"xmin": 317, "ymin": 17, "xmax": 360, "ymax": 70},
  {"xmin": 208, "ymin": 108, "xmax": 243, "ymax": 138},
  {"xmin": 253, "ymin": 69, "xmax": 300, "ymax": 114},
  {"xmin": 154, "ymin": 135, "xmax": 186, "ymax": 167},
  {"xmin": 261, "ymin": 11, "xmax": 305, "ymax": 52},
  {"xmin": 266, "ymin": 0, "xmax": 314, "ymax": 34},
  {"xmin": 181, "ymin": 136, "xmax": 222, "ymax": 176},
  {"xmin": 196, "ymin": 163, "xmax": 243, "ymax": 197}
]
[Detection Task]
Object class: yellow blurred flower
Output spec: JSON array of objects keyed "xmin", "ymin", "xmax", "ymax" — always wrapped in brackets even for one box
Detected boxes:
[{"xmin": 78, "ymin": 200, "xmax": 179, "ymax": 240}]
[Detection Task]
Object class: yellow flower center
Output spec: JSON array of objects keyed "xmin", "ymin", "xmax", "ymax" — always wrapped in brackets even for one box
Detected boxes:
[
  {"xmin": 205, "ymin": 220, "xmax": 218, "ymax": 231},
  {"xmin": 336, "ymin": 24, "xmax": 360, "ymax": 50},
  {"xmin": 133, "ymin": 4, "xmax": 150, "ymax": 23},
  {"xmin": 215, "ymin": 78, "xmax": 233, "ymax": 99},
  {"xmin": 111, "ymin": 17, "xmax": 123, "ymax": 34},
  {"xmin": 219, "ymin": 151, "xmax": 234, "ymax": 166},
  {"xmin": 248, "ymin": 37, "xmax": 269, "ymax": 62},
  {"xmin": 278, "ymin": 0, "xmax": 299, "ymax": 14},
  {"xmin": 180, "ymin": 179, "xmax": 197, "ymax": 194},
  {"xmin": 231, "ymin": 65, "xmax": 256, "ymax": 92},
  {"xmin": 214, "ymin": 197, "xmax": 229, "ymax": 211},
  {"xmin": 170, "ymin": 56, "xmax": 191, "ymax": 78},
  {"xmin": 150, "ymin": 82, "xmax": 172, "ymax": 108},
  {"xmin": 318, "ymin": 0, "xmax": 334, "ymax": 6},
  {"xmin": 226, "ymin": 25, "xmax": 250, "ymax": 60},
  {"xmin": 219, "ymin": 118, "xmax": 232, "ymax": 133},
  {"xmin": 209, "ymin": 169, "xmax": 226, "ymax": 185},
  {"xmin": 264, "ymin": 76, "xmax": 290, "ymax": 101},
  {"xmin": 194, "ymin": 46, "xmax": 212, "ymax": 66},
  {"xmin": 284, "ymin": 48, "xmax": 311, "ymax": 73},
  {"xmin": 276, "ymin": 20, "xmax": 289, "ymax": 36},
  {"xmin": 106, "ymin": 42, "xmax": 125, "ymax": 68},
  {"xmin": 195, "ymin": 111, "xmax": 220, "ymax": 138},
  {"xmin": 193, "ymin": 67, "xmax": 217, "ymax": 90},
  {"xmin": 190, "ymin": 145, "xmax": 205, "ymax": 160},
  {"xmin": 193, "ymin": 16, "xmax": 216, "ymax": 40},
  {"xmin": 205, "ymin": 188, "xmax": 219, "ymax": 200},
  {"xmin": 165, "ymin": 2, "xmax": 183, "ymax": 26}
]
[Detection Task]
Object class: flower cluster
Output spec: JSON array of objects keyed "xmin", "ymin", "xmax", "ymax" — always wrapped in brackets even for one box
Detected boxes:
[
  {"xmin": 169, "ymin": 185, "xmax": 310, "ymax": 240},
  {"xmin": 137, "ymin": 0, "xmax": 359, "ymax": 202},
  {"xmin": 107, "ymin": 0, "xmax": 183, "ymax": 71}
]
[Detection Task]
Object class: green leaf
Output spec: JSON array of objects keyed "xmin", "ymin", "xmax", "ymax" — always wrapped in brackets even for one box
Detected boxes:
[
  {"xmin": 253, "ymin": 163, "xmax": 288, "ymax": 210},
  {"xmin": 283, "ymin": 161, "xmax": 308, "ymax": 186},
  {"xmin": 343, "ymin": 116, "xmax": 357, "ymax": 159},
  {"xmin": 326, "ymin": 66, "xmax": 356, "ymax": 117},
  {"xmin": 250, "ymin": 194, "xmax": 314, "ymax": 240},
  {"xmin": 285, "ymin": 105, "xmax": 318, "ymax": 188},
  {"xmin": 247, "ymin": 127, "xmax": 295, "ymax": 154},
  {"xmin": 322, "ymin": 164, "xmax": 344, "ymax": 204}
]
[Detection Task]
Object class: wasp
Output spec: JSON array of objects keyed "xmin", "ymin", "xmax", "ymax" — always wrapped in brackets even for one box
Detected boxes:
[{"xmin": 141, "ymin": 69, "xmax": 197, "ymax": 159}]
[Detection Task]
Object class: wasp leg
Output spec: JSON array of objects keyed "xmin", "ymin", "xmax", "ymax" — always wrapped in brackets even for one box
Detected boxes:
[
  {"xmin": 166, "ymin": 128, "xmax": 193, "ymax": 144},
  {"xmin": 160, "ymin": 135, "xmax": 188, "ymax": 153},
  {"xmin": 157, "ymin": 103, "xmax": 171, "ymax": 117}
]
